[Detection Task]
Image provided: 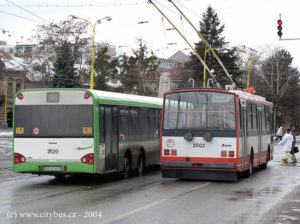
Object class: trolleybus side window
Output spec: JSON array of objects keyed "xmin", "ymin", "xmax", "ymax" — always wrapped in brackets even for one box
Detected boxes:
[{"xmin": 252, "ymin": 103, "xmax": 257, "ymax": 130}]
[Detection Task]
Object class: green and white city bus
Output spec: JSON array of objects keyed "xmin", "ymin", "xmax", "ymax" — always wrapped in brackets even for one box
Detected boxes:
[{"xmin": 13, "ymin": 89, "xmax": 162, "ymax": 178}]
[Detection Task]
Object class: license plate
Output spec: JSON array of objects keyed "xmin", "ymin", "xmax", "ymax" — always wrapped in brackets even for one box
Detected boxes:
[{"xmin": 44, "ymin": 166, "xmax": 62, "ymax": 172}]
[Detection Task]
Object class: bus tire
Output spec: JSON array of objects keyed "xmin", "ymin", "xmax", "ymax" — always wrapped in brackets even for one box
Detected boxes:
[
  {"xmin": 245, "ymin": 152, "xmax": 253, "ymax": 178},
  {"xmin": 137, "ymin": 152, "xmax": 145, "ymax": 176},
  {"xmin": 122, "ymin": 153, "xmax": 131, "ymax": 179},
  {"xmin": 259, "ymin": 151, "xmax": 269, "ymax": 169}
]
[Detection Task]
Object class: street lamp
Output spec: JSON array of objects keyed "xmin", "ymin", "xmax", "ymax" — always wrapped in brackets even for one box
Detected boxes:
[
  {"xmin": 239, "ymin": 57, "xmax": 256, "ymax": 89},
  {"xmin": 71, "ymin": 15, "xmax": 112, "ymax": 89}
]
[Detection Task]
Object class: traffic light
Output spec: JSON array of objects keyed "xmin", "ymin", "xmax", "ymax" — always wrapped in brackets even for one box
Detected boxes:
[{"xmin": 277, "ymin": 19, "xmax": 282, "ymax": 39}]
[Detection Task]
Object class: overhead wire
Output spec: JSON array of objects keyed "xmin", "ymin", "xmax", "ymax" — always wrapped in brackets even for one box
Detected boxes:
[
  {"xmin": 5, "ymin": 0, "xmax": 48, "ymax": 23},
  {"xmin": 0, "ymin": 10, "xmax": 41, "ymax": 23}
]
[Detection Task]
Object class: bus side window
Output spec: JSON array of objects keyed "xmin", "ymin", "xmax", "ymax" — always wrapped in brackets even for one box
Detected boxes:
[
  {"xmin": 252, "ymin": 103, "xmax": 257, "ymax": 130},
  {"xmin": 239, "ymin": 100, "xmax": 242, "ymax": 131},
  {"xmin": 99, "ymin": 105, "xmax": 105, "ymax": 143},
  {"xmin": 247, "ymin": 102, "xmax": 252, "ymax": 133},
  {"xmin": 140, "ymin": 108, "xmax": 150, "ymax": 139},
  {"xmin": 129, "ymin": 108, "xmax": 140, "ymax": 140},
  {"xmin": 119, "ymin": 107, "xmax": 129, "ymax": 141}
]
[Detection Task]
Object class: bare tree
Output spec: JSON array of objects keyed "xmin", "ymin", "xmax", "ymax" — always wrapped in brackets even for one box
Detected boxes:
[{"xmin": 23, "ymin": 16, "xmax": 90, "ymax": 87}]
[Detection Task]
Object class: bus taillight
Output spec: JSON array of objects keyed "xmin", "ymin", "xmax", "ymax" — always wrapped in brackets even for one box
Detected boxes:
[
  {"xmin": 164, "ymin": 149, "xmax": 170, "ymax": 156},
  {"xmin": 221, "ymin": 151, "xmax": 227, "ymax": 157},
  {"xmin": 14, "ymin": 153, "xmax": 26, "ymax": 164},
  {"xmin": 17, "ymin": 92, "xmax": 24, "ymax": 100},
  {"xmin": 228, "ymin": 151, "xmax": 235, "ymax": 157},
  {"xmin": 84, "ymin": 91, "xmax": 91, "ymax": 99},
  {"xmin": 81, "ymin": 153, "xmax": 94, "ymax": 165},
  {"xmin": 171, "ymin": 149, "xmax": 177, "ymax": 156}
]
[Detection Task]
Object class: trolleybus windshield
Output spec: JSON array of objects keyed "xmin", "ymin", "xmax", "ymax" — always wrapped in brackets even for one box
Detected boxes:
[{"xmin": 163, "ymin": 91, "xmax": 235, "ymax": 130}]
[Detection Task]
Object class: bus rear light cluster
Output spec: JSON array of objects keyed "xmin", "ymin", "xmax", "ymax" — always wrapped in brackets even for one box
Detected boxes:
[
  {"xmin": 81, "ymin": 153, "xmax": 94, "ymax": 165},
  {"xmin": 171, "ymin": 149, "xmax": 177, "ymax": 156},
  {"xmin": 84, "ymin": 91, "xmax": 91, "ymax": 99},
  {"xmin": 228, "ymin": 151, "xmax": 235, "ymax": 157},
  {"xmin": 64, "ymin": 166, "xmax": 67, "ymax": 171},
  {"xmin": 164, "ymin": 149, "xmax": 170, "ymax": 156},
  {"xmin": 38, "ymin": 165, "xmax": 42, "ymax": 171},
  {"xmin": 221, "ymin": 151, "xmax": 227, "ymax": 157},
  {"xmin": 17, "ymin": 92, "xmax": 24, "ymax": 100},
  {"xmin": 14, "ymin": 153, "xmax": 26, "ymax": 164}
]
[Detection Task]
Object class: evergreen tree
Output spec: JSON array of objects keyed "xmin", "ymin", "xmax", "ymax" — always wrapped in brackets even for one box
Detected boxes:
[
  {"xmin": 94, "ymin": 47, "xmax": 119, "ymax": 90},
  {"xmin": 181, "ymin": 6, "xmax": 241, "ymax": 88},
  {"xmin": 51, "ymin": 41, "xmax": 79, "ymax": 88}
]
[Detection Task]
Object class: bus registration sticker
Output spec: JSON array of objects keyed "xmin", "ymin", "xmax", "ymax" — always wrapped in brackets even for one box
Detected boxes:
[
  {"xmin": 15, "ymin": 127, "xmax": 24, "ymax": 135},
  {"xmin": 33, "ymin": 127, "xmax": 40, "ymax": 136},
  {"xmin": 83, "ymin": 127, "xmax": 92, "ymax": 135}
]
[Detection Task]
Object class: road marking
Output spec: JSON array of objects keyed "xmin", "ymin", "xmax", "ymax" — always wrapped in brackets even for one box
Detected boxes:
[{"xmin": 102, "ymin": 182, "xmax": 211, "ymax": 224}]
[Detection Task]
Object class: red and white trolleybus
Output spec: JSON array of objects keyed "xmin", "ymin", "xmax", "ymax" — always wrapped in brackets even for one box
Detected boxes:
[{"xmin": 161, "ymin": 88, "xmax": 274, "ymax": 181}]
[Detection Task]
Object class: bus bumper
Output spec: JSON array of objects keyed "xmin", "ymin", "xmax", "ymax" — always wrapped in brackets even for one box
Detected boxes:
[
  {"xmin": 13, "ymin": 162, "xmax": 94, "ymax": 174},
  {"xmin": 161, "ymin": 161, "xmax": 238, "ymax": 181}
]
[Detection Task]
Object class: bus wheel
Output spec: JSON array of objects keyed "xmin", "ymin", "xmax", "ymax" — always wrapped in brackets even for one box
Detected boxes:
[
  {"xmin": 259, "ymin": 152, "xmax": 269, "ymax": 169},
  {"xmin": 245, "ymin": 153, "xmax": 253, "ymax": 178},
  {"xmin": 122, "ymin": 154, "xmax": 131, "ymax": 179},
  {"xmin": 137, "ymin": 153, "xmax": 145, "ymax": 176}
]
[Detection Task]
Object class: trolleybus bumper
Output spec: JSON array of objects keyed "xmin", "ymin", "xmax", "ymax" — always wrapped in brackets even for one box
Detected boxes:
[{"xmin": 161, "ymin": 161, "xmax": 238, "ymax": 181}]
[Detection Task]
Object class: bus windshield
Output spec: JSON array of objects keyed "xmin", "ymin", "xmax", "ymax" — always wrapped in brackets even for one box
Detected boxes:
[
  {"xmin": 163, "ymin": 91, "xmax": 235, "ymax": 130},
  {"xmin": 14, "ymin": 105, "xmax": 94, "ymax": 137}
]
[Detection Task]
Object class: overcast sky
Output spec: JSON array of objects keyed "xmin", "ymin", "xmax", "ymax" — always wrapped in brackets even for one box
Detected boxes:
[{"xmin": 0, "ymin": 0, "xmax": 299, "ymax": 68}]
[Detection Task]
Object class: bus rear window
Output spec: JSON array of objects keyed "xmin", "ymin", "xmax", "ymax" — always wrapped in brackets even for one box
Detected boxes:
[
  {"xmin": 163, "ymin": 91, "xmax": 235, "ymax": 130},
  {"xmin": 14, "ymin": 105, "xmax": 94, "ymax": 137}
]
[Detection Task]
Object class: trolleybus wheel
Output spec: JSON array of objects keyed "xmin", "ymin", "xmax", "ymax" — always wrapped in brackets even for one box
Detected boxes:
[
  {"xmin": 246, "ymin": 153, "xmax": 254, "ymax": 177},
  {"xmin": 259, "ymin": 151, "xmax": 269, "ymax": 169}
]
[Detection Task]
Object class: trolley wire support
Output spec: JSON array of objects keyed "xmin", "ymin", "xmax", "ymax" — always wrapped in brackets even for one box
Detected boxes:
[
  {"xmin": 167, "ymin": 0, "xmax": 235, "ymax": 87},
  {"xmin": 148, "ymin": 0, "xmax": 215, "ymax": 83}
]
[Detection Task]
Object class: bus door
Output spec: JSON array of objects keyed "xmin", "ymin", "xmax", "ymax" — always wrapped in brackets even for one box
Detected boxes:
[
  {"xmin": 104, "ymin": 106, "xmax": 119, "ymax": 170},
  {"xmin": 257, "ymin": 105, "xmax": 263, "ymax": 163},
  {"xmin": 240, "ymin": 100, "xmax": 248, "ymax": 170}
]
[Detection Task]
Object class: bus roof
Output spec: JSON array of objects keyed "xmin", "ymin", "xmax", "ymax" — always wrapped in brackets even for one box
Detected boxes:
[
  {"xmin": 89, "ymin": 89, "xmax": 162, "ymax": 108},
  {"xmin": 163, "ymin": 88, "xmax": 272, "ymax": 106},
  {"xmin": 16, "ymin": 88, "xmax": 163, "ymax": 108}
]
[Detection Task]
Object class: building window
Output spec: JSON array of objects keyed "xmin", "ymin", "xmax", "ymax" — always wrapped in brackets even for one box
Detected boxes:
[
  {"xmin": 16, "ymin": 83, "xmax": 22, "ymax": 92},
  {"xmin": 7, "ymin": 83, "xmax": 12, "ymax": 96}
]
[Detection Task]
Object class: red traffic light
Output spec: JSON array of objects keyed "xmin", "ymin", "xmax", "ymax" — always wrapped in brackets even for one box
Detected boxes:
[{"xmin": 277, "ymin": 19, "xmax": 283, "ymax": 39}]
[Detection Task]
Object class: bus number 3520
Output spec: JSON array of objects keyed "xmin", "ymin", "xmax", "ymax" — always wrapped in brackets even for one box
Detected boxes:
[{"xmin": 193, "ymin": 143, "xmax": 205, "ymax": 148}]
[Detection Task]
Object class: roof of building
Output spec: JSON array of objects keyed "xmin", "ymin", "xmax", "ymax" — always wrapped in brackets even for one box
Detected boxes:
[{"xmin": 0, "ymin": 50, "xmax": 24, "ymax": 71}]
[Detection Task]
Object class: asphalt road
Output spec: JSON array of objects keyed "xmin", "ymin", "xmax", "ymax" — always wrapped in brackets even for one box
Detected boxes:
[{"xmin": 0, "ymin": 138, "xmax": 300, "ymax": 224}]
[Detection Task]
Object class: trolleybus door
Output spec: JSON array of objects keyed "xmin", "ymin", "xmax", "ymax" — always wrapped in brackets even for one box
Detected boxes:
[
  {"xmin": 257, "ymin": 105, "xmax": 263, "ymax": 164},
  {"xmin": 240, "ymin": 100, "xmax": 248, "ymax": 170},
  {"xmin": 104, "ymin": 106, "xmax": 119, "ymax": 170}
]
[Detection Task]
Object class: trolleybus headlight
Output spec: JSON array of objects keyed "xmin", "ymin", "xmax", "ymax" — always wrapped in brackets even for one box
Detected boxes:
[{"xmin": 14, "ymin": 153, "xmax": 26, "ymax": 164}]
